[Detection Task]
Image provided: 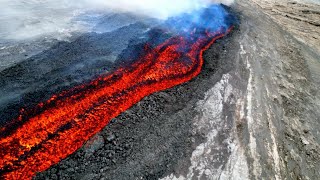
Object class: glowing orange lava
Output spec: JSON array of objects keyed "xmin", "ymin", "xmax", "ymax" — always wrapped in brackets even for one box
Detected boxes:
[{"xmin": 0, "ymin": 27, "xmax": 232, "ymax": 179}]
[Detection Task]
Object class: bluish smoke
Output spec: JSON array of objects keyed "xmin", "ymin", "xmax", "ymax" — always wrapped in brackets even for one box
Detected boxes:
[
  {"xmin": 164, "ymin": 5, "xmax": 234, "ymax": 36},
  {"xmin": 0, "ymin": 0, "xmax": 234, "ymax": 40}
]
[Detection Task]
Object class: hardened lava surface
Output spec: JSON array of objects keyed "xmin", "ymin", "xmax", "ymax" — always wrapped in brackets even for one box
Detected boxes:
[
  {"xmin": 35, "ymin": 26, "xmax": 240, "ymax": 180},
  {"xmin": 0, "ymin": 5, "xmax": 235, "ymax": 179},
  {"xmin": 37, "ymin": 1, "xmax": 320, "ymax": 179}
]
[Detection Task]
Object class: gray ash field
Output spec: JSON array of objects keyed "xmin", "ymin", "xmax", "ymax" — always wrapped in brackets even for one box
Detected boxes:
[{"xmin": 1, "ymin": 0, "xmax": 320, "ymax": 179}]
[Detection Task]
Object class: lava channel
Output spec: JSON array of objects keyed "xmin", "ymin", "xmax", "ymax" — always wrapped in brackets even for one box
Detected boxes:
[{"xmin": 0, "ymin": 25, "xmax": 232, "ymax": 179}]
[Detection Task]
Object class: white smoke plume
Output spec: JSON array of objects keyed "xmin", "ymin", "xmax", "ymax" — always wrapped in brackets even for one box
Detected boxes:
[{"xmin": 0, "ymin": 0, "xmax": 234, "ymax": 40}]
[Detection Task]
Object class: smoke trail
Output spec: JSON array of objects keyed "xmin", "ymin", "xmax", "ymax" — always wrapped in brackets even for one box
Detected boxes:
[
  {"xmin": 0, "ymin": 0, "xmax": 234, "ymax": 40},
  {"xmin": 77, "ymin": 0, "xmax": 234, "ymax": 19}
]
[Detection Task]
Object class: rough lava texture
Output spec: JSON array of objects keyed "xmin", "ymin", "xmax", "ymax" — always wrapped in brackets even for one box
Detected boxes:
[
  {"xmin": 1, "ymin": 0, "xmax": 319, "ymax": 179},
  {"xmin": 35, "ymin": 25, "xmax": 242, "ymax": 180}
]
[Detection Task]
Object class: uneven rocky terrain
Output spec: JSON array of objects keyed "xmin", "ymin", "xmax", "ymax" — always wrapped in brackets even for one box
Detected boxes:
[
  {"xmin": 250, "ymin": 0, "xmax": 320, "ymax": 54},
  {"xmin": 34, "ymin": 0, "xmax": 320, "ymax": 180},
  {"xmin": 1, "ymin": 0, "xmax": 319, "ymax": 179},
  {"xmin": 225, "ymin": 0, "xmax": 320, "ymax": 179}
]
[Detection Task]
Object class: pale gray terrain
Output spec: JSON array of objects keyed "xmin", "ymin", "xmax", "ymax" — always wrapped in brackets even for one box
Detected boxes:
[
  {"xmin": 250, "ymin": 0, "xmax": 320, "ymax": 54},
  {"xmin": 162, "ymin": 0, "xmax": 320, "ymax": 179}
]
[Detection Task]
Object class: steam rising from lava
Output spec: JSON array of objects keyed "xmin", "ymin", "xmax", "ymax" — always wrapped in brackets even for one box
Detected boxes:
[
  {"xmin": 0, "ymin": 4, "xmax": 235, "ymax": 180},
  {"xmin": 78, "ymin": 0, "xmax": 234, "ymax": 19},
  {"xmin": 0, "ymin": 0, "xmax": 234, "ymax": 40}
]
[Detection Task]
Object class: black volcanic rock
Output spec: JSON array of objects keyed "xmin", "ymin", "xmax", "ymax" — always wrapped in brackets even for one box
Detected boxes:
[{"xmin": 0, "ymin": 22, "xmax": 149, "ymax": 124}]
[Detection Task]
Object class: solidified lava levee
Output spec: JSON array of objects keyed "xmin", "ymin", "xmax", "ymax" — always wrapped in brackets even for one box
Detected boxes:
[{"xmin": 0, "ymin": 5, "xmax": 235, "ymax": 179}]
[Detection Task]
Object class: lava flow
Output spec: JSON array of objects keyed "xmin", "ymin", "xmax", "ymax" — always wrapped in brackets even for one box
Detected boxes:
[{"xmin": 0, "ymin": 5, "xmax": 234, "ymax": 179}]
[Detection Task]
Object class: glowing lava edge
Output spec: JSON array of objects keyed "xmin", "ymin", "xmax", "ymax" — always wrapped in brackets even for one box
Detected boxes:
[{"xmin": 0, "ymin": 16, "xmax": 233, "ymax": 180}]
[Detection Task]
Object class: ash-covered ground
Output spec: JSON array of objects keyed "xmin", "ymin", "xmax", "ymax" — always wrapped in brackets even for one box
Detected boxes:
[
  {"xmin": 34, "ymin": 21, "xmax": 244, "ymax": 180},
  {"xmin": 1, "ymin": 0, "xmax": 320, "ymax": 179},
  {"xmin": 37, "ymin": 1, "xmax": 320, "ymax": 179}
]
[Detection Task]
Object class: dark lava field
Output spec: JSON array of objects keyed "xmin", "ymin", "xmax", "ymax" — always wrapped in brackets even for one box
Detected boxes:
[{"xmin": 1, "ymin": 0, "xmax": 320, "ymax": 179}]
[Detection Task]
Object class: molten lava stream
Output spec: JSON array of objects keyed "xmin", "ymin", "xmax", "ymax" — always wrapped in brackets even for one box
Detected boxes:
[{"xmin": 0, "ymin": 27, "xmax": 232, "ymax": 179}]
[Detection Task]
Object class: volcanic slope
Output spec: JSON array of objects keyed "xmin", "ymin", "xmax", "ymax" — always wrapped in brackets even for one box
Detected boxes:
[
  {"xmin": 0, "ymin": 28, "xmax": 231, "ymax": 180},
  {"xmin": 34, "ymin": 0, "xmax": 320, "ymax": 180},
  {"xmin": 35, "ymin": 25, "xmax": 241, "ymax": 180},
  {"xmin": 36, "ymin": 0, "xmax": 320, "ymax": 179}
]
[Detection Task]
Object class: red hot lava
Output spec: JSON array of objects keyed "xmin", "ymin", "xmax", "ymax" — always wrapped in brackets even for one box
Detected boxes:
[{"xmin": 0, "ymin": 26, "xmax": 232, "ymax": 179}]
